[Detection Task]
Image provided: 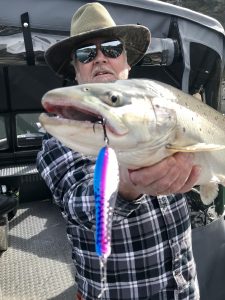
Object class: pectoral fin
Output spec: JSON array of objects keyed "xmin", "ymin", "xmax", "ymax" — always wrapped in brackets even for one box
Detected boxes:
[
  {"xmin": 217, "ymin": 175, "xmax": 225, "ymax": 187},
  {"xmin": 166, "ymin": 143, "xmax": 225, "ymax": 153},
  {"xmin": 199, "ymin": 183, "xmax": 219, "ymax": 205}
]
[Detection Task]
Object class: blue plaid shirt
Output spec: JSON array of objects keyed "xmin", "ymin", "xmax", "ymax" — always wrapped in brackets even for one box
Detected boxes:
[{"xmin": 37, "ymin": 135, "xmax": 199, "ymax": 300}]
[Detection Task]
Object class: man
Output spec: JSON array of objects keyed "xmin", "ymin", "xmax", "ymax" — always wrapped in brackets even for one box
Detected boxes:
[{"xmin": 37, "ymin": 2, "xmax": 200, "ymax": 299}]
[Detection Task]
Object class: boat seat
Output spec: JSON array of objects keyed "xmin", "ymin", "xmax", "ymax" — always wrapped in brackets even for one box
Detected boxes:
[{"xmin": 0, "ymin": 194, "xmax": 18, "ymax": 251}]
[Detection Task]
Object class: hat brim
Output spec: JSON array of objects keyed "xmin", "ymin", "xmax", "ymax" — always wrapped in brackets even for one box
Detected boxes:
[{"xmin": 45, "ymin": 25, "xmax": 150, "ymax": 81}]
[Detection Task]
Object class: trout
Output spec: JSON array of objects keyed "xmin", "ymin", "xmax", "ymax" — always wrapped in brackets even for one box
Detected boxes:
[{"xmin": 39, "ymin": 79, "xmax": 225, "ymax": 204}]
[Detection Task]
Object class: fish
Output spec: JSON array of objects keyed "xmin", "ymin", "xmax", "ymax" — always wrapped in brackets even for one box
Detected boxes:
[{"xmin": 39, "ymin": 79, "xmax": 225, "ymax": 205}]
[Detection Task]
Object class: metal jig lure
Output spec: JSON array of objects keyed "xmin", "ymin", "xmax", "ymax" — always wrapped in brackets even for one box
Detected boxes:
[{"xmin": 93, "ymin": 119, "xmax": 119, "ymax": 298}]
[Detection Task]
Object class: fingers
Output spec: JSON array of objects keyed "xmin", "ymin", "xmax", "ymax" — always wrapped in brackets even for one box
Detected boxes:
[
  {"xmin": 155, "ymin": 153, "xmax": 200, "ymax": 195},
  {"xmin": 176, "ymin": 165, "xmax": 201, "ymax": 194},
  {"xmin": 129, "ymin": 152, "xmax": 201, "ymax": 196},
  {"xmin": 119, "ymin": 166, "xmax": 143, "ymax": 200}
]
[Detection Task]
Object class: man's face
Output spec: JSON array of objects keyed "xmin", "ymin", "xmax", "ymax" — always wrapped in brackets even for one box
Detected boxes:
[{"xmin": 73, "ymin": 38, "xmax": 131, "ymax": 84}]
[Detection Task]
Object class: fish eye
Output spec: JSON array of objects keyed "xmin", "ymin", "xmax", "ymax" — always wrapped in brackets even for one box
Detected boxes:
[
  {"xmin": 108, "ymin": 92, "xmax": 122, "ymax": 106},
  {"xmin": 111, "ymin": 95, "xmax": 118, "ymax": 103},
  {"xmin": 82, "ymin": 87, "xmax": 89, "ymax": 92},
  {"xmin": 102, "ymin": 91, "xmax": 123, "ymax": 106}
]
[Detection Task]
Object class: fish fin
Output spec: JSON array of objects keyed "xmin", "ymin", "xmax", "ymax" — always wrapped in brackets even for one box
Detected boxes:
[
  {"xmin": 199, "ymin": 183, "xmax": 219, "ymax": 205},
  {"xmin": 166, "ymin": 143, "xmax": 225, "ymax": 153},
  {"xmin": 217, "ymin": 175, "xmax": 225, "ymax": 186}
]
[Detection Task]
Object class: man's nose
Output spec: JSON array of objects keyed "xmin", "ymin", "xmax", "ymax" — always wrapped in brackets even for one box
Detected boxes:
[{"xmin": 93, "ymin": 48, "xmax": 108, "ymax": 63}]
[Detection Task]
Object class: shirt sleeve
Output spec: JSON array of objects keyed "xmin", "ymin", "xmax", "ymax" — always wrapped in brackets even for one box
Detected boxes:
[{"xmin": 36, "ymin": 135, "xmax": 143, "ymax": 229}]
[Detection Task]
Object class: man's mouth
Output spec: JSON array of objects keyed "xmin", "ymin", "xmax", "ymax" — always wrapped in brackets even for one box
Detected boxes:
[
  {"xmin": 94, "ymin": 72, "xmax": 110, "ymax": 77},
  {"xmin": 93, "ymin": 69, "xmax": 113, "ymax": 77}
]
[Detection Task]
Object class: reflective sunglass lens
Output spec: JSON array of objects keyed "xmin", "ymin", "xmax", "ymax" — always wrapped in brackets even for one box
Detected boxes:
[
  {"xmin": 101, "ymin": 40, "xmax": 123, "ymax": 58},
  {"xmin": 75, "ymin": 45, "xmax": 97, "ymax": 63}
]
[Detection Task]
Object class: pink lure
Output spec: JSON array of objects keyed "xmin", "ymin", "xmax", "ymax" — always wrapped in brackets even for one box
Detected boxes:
[{"xmin": 94, "ymin": 146, "xmax": 119, "ymax": 298}]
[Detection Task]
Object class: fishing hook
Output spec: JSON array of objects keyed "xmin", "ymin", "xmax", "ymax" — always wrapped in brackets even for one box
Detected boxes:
[{"xmin": 93, "ymin": 117, "xmax": 109, "ymax": 145}]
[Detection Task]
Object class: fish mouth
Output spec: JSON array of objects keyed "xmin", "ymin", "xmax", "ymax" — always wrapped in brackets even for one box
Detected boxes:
[
  {"xmin": 41, "ymin": 101, "xmax": 127, "ymax": 136},
  {"xmin": 43, "ymin": 102, "xmax": 102, "ymax": 123}
]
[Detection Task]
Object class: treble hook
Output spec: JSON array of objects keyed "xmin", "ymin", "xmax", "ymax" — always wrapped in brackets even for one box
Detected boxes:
[
  {"xmin": 102, "ymin": 118, "xmax": 109, "ymax": 145},
  {"xmin": 93, "ymin": 117, "xmax": 109, "ymax": 145}
]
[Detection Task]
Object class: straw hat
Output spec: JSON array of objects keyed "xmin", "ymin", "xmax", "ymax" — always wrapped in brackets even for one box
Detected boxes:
[{"xmin": 45, "ymin": 2, "xmax": 151, "ymax": 80}]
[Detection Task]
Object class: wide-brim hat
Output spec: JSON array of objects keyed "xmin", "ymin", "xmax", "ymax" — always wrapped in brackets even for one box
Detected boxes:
[{"xmin": 45, "ymin": 2, "xmax": 151, "ymax": 81}]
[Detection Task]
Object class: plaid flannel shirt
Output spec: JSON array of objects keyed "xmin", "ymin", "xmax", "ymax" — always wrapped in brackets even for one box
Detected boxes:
[{"xmin": 37, "ymin": 135, "xmax": 199, "ymax": 300}]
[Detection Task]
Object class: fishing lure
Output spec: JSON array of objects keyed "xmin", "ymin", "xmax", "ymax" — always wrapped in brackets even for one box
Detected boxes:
[{"xmin": 94, "ymin": 142, "xmax": 119, "ymax": 298}]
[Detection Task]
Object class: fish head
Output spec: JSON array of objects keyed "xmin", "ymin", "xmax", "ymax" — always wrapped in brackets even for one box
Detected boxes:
[{"xmin": 39, "ymin": 80, "xmax": 177, "ymax": 166}]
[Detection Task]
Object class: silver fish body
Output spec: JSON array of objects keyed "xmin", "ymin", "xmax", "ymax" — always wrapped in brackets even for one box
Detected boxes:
[{"xmin": 39, "ymin": 79, "xmax": 225, "ymax": 204}]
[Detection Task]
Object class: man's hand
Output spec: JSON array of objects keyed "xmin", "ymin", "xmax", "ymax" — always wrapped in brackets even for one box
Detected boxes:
[{"xmin": 119, "ymin": 152, "xmax": 201, "ymax": 201}]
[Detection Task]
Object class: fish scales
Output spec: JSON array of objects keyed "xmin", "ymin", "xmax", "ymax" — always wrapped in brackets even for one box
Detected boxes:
[{"xmin": 39, "ymin": 79, "xmax": 225, "ymax": 204}]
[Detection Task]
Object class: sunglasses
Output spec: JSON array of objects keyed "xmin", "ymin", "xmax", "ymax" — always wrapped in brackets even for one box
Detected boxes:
[{"xmin": 73, "ymin": 40, "xmax": 124, "ymax": 64}]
